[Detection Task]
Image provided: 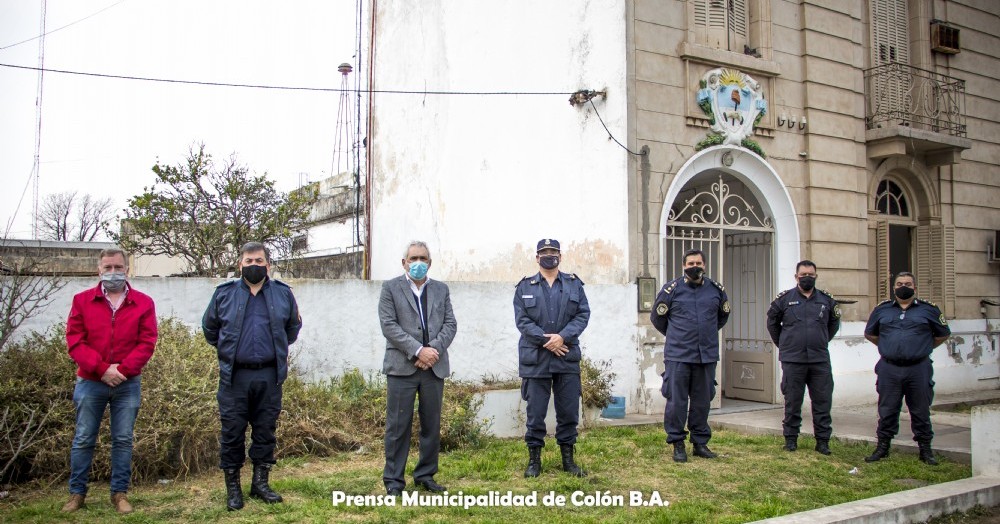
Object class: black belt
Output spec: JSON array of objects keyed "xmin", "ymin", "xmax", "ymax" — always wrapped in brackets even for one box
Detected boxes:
[
  {"xmin": 883, "ymin": 357, "xmax": 928, "ymax": 367},
  {"xmin": 234, "ymin": 360, "xmax": 277, "ymax": 370}
]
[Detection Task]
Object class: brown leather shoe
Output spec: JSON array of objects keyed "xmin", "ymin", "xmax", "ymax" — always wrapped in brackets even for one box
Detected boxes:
[
  {"xmin": 111, "ymin": 492, "xmax": 133, "ymax": 514},
  {"xmin": 61, "ymin": 494, "xmax": 85, "ymax": 512}
]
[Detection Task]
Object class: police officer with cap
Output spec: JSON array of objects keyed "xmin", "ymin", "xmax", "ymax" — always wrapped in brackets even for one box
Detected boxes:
[
  {"xmin": 514, "ymin": 238, "xmax": 591, "ymax": 478},
  {"xmin": 766, "ymin": 260, "xmax": 841, "ymax": 455},
  {"xmin": 650, "ymin": 249, "xmax": 730, "ymax": 462},
  {"xmin": 863, "ymin": 271, "xmax": 950, "ymax": 465}
]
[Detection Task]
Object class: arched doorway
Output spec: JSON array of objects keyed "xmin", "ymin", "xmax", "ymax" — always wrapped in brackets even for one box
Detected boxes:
[{"xmin": 660, "ymin": 146, "xmax": 799, "ymax": 406}]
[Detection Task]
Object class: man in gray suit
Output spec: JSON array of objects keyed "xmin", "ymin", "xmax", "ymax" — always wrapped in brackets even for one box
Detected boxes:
[{"xmin": 379, "ymin": 240, "xmax": 458, "ymax": 496}]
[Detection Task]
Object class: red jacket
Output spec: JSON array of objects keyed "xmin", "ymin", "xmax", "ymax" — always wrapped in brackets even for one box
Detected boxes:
[{"xmin": 66, "ymin": 283, "xmax": 158, "ymax": 380}]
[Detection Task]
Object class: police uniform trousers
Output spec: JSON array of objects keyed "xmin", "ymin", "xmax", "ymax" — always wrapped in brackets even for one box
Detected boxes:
[
  {"xmin": 217, "ymin": 366, "xmax": 282, "ymax": 470},
  {"xmin": 875, "ymin": 358, "xmax": 934, "ymax": 442},
  {"xmin": 780, "ymin": 361, "xmax": 834, "ymax": 440},
  {"xmin": 662, "ymin": 361, "xmax": 717, "ymax": 445},
  {"xmin": 383, "ymin": 368, "xmax": 444, "ymax": 490},
  {"xmin": 522, "ymin": 374, "xmax": 581, "ymax": 447}
]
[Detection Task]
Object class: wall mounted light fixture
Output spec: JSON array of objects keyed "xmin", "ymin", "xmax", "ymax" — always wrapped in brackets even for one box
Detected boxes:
[
  {"xmin": 788, "ymin": 116, "xmax": 797, "ymax": 128},
  {"xmin": 799, "ymin": 117, "xmax": 807, "ymax": 130},
  {"xmin": 777, "ymin": 114, "xmax": 787, "ymax": 126}
]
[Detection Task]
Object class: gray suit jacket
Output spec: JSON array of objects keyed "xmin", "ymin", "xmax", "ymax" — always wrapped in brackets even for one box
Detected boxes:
[{"xmin": 378, "ymin": 275, "xmax": 458, "ymax": 379}]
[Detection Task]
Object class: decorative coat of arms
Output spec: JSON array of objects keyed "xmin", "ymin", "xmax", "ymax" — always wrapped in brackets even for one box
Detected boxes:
[{"xmin": 695, "ymin": 68, "xmax": 767, "ymax": 158}]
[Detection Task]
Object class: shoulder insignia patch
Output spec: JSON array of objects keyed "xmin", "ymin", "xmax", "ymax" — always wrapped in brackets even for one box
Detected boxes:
[
  {"xmin": 833, "ymin": 304, "xmax": 842, "ymax": 319},
  {"xmin": 571, "ymin": 273, "xmax": 585, "ymax": 284},
  {"xmin": 656, "ymin": 303, "xmax": 668, "ymax": 316},
  {"xmin": 722, "ymin": 300, "xmax": 731, "ymax": 313},
  {"xmin": 939, "ymin": 313, "xmax": 948, "ymax": 326}
]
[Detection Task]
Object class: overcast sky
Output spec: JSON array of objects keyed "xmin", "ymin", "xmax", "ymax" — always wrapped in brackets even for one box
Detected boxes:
[{"xmin": 0, "ymin": 0, "xmax": 359, "ymax": 239}]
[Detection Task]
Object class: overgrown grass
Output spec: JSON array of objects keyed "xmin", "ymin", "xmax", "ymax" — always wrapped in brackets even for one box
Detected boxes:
[{"xmin": 0, "ymin": 426, "xmax": 971, "ymax": 523}]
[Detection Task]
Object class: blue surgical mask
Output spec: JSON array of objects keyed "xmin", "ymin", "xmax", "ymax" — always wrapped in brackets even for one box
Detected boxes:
[
  {"xmin": 101, "ymin": 272, "xmax": 127, "ymax": 292},
  {"xmin": 408, "ymin": 261, "xmax": 429, "ymax": 280}
]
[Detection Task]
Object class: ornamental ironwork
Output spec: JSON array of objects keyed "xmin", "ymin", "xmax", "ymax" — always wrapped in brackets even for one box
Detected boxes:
[
  {"xmin": 864, "ymin": 62, "xmax": 966, "ymax": 137},
  {"xmin": 667, "ymin": 176, "xmax": 772, "ymax": 231}
]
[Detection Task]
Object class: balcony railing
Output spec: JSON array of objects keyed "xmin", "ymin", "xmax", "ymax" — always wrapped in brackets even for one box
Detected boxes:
[{"xmin": 864, "ymin": 62, "xmax": 967, "ymax": 137}]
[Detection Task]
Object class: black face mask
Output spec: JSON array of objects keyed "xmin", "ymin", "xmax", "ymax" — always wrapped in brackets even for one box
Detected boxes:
[
  {"xmin": 241, "ymin": 264, "xmax": 268, "ymax": 285},
  {"xmin": 798, "ymin": 276, "xmax": 816, "ymax": 292},
  {"xmin": 894, "ymin": 286, "xmax": 915, "ymax": 300},
  {"xmin": 539, "ymin": 255, "xmax": 560, "ymax": 270},
  {"xmin": 684, "ymin": 266, "xmax": 704, "ymax": 280}
]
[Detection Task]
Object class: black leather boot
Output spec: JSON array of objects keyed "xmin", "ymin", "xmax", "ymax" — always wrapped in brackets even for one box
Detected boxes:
[
  {"xmin": 865, "ymin": 439, "xmax": 891, "ymax": 463},
  {"xmin": 783, "ymin": 436, "xmax": 797, "ymax": 451},
  {"xmin": 249, "ymin": 463, "xmax": 283, "ymax": 503},
  {"xmin": 560, "ymin": 444, "xmax": 586, "ymax": 477},
  {"xmin": 918, "ymin": 441, "xmax": 938, "ymax": 466},
  {"xmin": 672, "ymin": 441, "xmax": 688, "ymax": 463},
  {"xmin": 524, "ymin": 446, "xmax": 542, "ymax": 478},
  {"xmin": 223, "ymin": 468, "xmax": 244, "ymax": 511},
  {"xmin": 692, "ymin": 443, "xmax": 718, "ymax": 458},
  {"xmin": 815, "ymin": 439, "xmax": 831, "ymax": 455}
]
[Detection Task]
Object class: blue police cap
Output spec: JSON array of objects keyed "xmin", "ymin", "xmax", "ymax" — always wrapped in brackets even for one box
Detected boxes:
[{"xmin": 536, "ymin": 238, "xmax": 560, "ymax": 253}]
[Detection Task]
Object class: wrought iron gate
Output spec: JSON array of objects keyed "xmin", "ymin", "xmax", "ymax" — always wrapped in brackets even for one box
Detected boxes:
[{"xmin": 666, "ymin": 175, "xmax": 775, "ymax": 404}]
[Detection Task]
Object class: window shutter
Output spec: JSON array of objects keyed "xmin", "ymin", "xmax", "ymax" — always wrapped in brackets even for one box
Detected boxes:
[
  {"xmin": 876, "ymin": 220, "xmax": 890, "ymax": 301},
  {"xmin": 730, "ymin": 0, "xmax": 749, "ymax": 51},
  {"xmin": 915, "ymin": 225, "xmax": 956, "ymax": 316},
  {"xmin": 870, "ymin": 0, "xmax": 909, "ymax": 66}
]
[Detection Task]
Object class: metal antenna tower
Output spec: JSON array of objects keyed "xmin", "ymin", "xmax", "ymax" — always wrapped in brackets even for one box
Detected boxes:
[
  {"xmin": 331, "ymin": 63, "xmax": 355, "ymax": 178},
  {"xmin": 31, "ymin": 0, "xmax": 48, "ymax": 239}
]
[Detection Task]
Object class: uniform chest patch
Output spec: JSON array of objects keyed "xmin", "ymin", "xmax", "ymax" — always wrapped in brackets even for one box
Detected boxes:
[
  {"xmin": 521, "ymin": 295, "xmax": 533, "ymax": 299},
  {"xmin": 788, "ymin": 301, "xmax": 799, "ymax": 306}
]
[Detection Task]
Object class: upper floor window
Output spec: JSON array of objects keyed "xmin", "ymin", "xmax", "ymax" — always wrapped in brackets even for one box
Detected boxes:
[
  {"xmin": 870, "ymin": 0, "xmax": 909, "ymax": 66},
  {"xmin": 693, "ymin": 0, "xmax": 749, "ymax": 53},
  {"xmin": 875, "ymin": 179, "xmax": 909, "ymax": 216}
]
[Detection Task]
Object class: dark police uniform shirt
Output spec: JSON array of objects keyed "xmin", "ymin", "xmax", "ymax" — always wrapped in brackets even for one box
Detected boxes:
[
  {"xmin": 766, "ymin": 287, "xmax": 841, "ymax": 363},
  {"xmin": 650, "ymin": 276, "xmax": 730, "ymax": 364},
  {"xmin": 514, "ymin": 271, "xmax": 590, "ymax": 377},
  {"xmin": 864, "ymin": 298, "xmax": 951, "ymax": 363},
  {"xmin": 235, "ymin": 280, "xmax": 278, "ymax": 365}
]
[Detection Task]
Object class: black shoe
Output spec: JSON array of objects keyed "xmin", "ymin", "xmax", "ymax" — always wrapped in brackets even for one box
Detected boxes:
[
  {"xmin": 524, "ymin": 446, "xmax": 542, "ymax": 478},
  {"xmin": 865, "ymin": 438, "xmax": 891, "ymax": 463},
  {"xmin": 918, "ymin": 442, "xmax": 938, "ymax": 466},
  {"xmin": 559, "ymin": 444, "xmax": 586, "ymax": 477},
  {"xmin": 783, "ymin": 436, "xmax": 798, "ymax": 452},
  {"xmin": 692, "ymin": 444, "xmax": 717, "ymax": 459},
  {"xmin": 386, "ymin": 487, "xmax": 403, "ymax": 497},
  {"xmin": 815, "ymin": 439, "xmax": 831, "ymax": 456},
  {"xmin": 671, "ymin": 441, "xmax": 687, "ymax": 463},
  {"xmin": 415, "ymin": 478, "xmax": 446, "ymax": 493},
  {"xmin": 223, "ymin": 468, "xmax": 244, "ymax": 511},
  {"xmin": 249, "ymin": 463, "xmax": 283, "ymax": 503}
]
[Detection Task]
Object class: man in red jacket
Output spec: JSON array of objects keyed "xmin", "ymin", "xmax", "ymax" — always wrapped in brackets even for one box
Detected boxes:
[{"xmin": 62, "ymin": 248, "xmax": 157, "ymax": 514}]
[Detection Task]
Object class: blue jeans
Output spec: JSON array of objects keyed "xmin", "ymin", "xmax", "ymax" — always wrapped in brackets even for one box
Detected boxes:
[{"xmin": 69, "ymin": 376, "xmax": 141, "ymax": 495}]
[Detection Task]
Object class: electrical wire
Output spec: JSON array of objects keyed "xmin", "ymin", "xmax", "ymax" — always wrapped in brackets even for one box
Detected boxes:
[
  {"xmin": 589, "ymin": 99, "xmax": 645, "ymax": 156},
  {"xmin": 0, "ymin": 62, "xmax": 576, "ymax": 96},
  {"xmin": 0, "ymin": 0, "xmax": 127, "ymax": 51}
]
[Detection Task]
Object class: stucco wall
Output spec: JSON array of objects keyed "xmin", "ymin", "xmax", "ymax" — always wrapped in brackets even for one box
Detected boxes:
[{"xmin": 367, "ymin": 0, "xmax": 631, "ymax": 285}]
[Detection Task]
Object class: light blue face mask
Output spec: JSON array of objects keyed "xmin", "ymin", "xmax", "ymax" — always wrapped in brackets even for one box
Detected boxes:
[
  {"xmin": 408, "ymin": 261, "xmax": 429, "ymax": 280},
  {"xmin": 101, "ymin": 272, "xmax": 127, "ymax": 292}
]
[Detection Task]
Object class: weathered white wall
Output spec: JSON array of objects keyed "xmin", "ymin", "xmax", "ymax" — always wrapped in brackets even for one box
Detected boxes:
[
  {"xmin": 368, "ymin": 0, "xmax": 630, "ymax": 285},
  {"xmin": 20, "ymin": 278, "xmax": 998, "ymax": 414}
]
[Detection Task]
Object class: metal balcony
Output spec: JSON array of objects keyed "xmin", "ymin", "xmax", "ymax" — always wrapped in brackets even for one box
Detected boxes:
[{"xmin": 864, "ymin": 63, "xmax": 970, "ymax": 165}]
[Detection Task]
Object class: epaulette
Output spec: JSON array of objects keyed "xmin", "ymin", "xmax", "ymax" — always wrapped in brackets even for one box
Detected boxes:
[
  {"xmin": 662, "ymin": 278, "xmax": 680, "ymax": 295},
  {"xmin": 919, "ymin": 299, "xmax": 941, "ymax": 311},
  {"xmin": 570, "ymin": 273, "xmax": 585, "ymax": 284},
  {"xmin": 774, "ymin": 289, "xmax": 790, "ymax": 300},
  {"xmin": 272, "ymin": 279, "xmax": 292, "ymax": 289},
  {"xmin": 216, "ymin": 280, "xmax": 238, "ymax": 289},
  {"xmin": 518, "ymin": 275, "xmax": 539, "ymax": 286},
  {"xmin": 816, "ymin": 288, "xmax": 834, "ymax": 299},
  {"xmin": 709, "ymin": 278, "xmax": 725, "ymax": 293},
  {"xmin": 876, "ymin": 298, "xmax": 893, "ymax": 307}
]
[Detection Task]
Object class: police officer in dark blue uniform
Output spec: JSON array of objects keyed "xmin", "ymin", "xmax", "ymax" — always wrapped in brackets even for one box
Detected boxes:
[
  {"xmin": 650, "ymin": 249, "xmax": 730, "ymax": 462},
  {"xmin": 766, "ymin": 260, "xmax": 841, "ymax": 455},
  {"xmin": 514, "ymin": 239, "xmax": 591, "ymax": 478},
  {"xmin": 863, "ymin": 271, "xmax": 950, "ymax": 465}
]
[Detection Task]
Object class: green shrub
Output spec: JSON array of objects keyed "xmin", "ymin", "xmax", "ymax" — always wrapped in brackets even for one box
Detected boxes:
[
  {"xmin": 580, "ymin": 357, "xmax": 616, "ymax": 409},
  {"xmin": 0, "ymin": 319, "xmax": 490, "ymax": 485}
]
